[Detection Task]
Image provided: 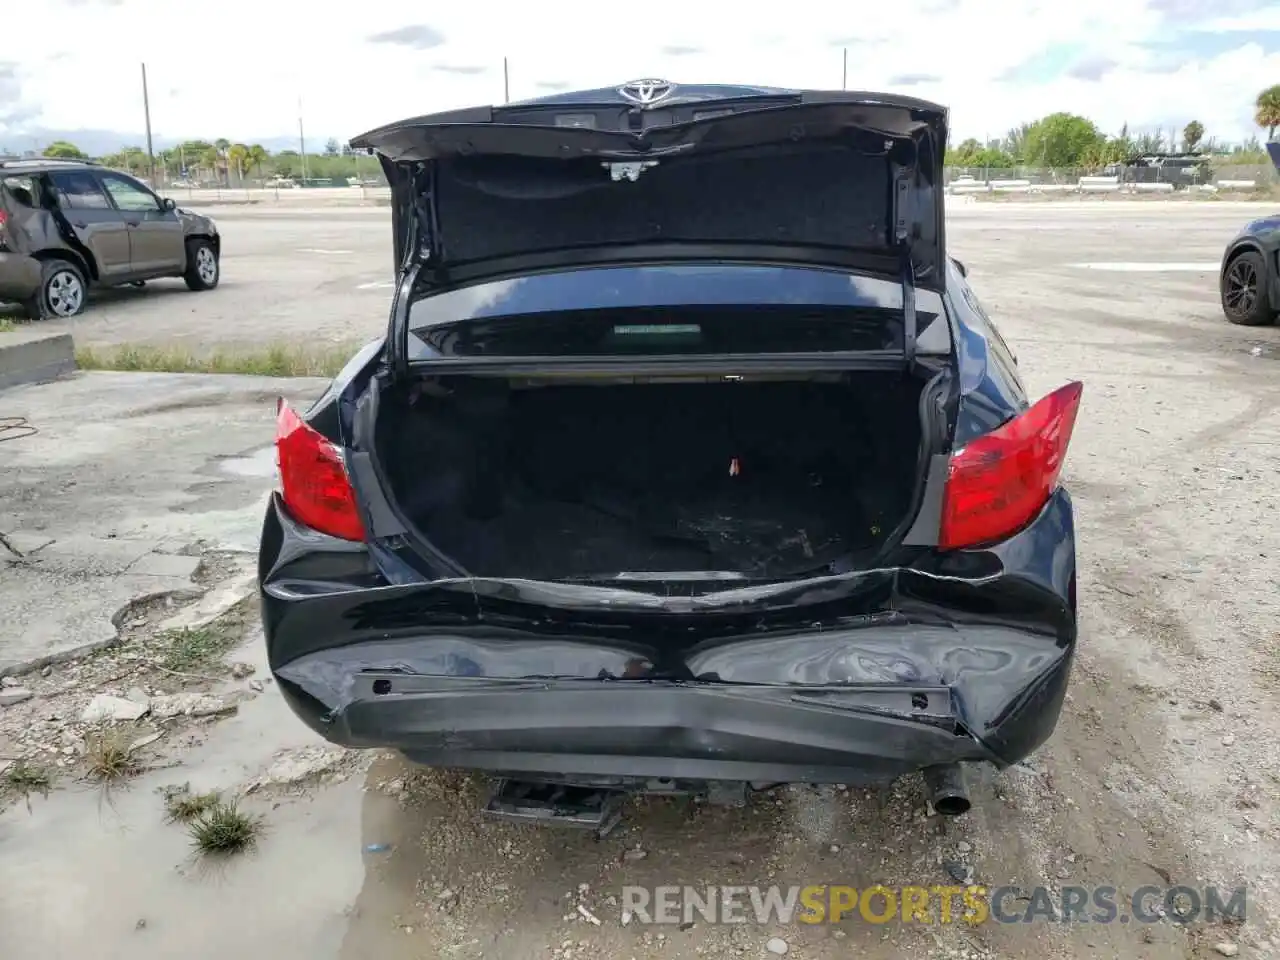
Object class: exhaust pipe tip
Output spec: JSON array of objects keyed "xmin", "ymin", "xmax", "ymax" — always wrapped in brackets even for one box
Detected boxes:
[
  {"xmin": 922, "ymin": 763, "xmax": 971, "ymax": 817},
  {"xmin": 932, "ymin": 792, "xmax": 972, "ymax": 817}
]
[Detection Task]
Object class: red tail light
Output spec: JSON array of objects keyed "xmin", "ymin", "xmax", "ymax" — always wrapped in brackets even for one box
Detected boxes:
[
  {"xmin": 275, "ymin": 401, "xmax": 365, "ymax": 541},
  {"xmin": 939, "ymin": 382, "xmax": 1083, "ymax": 550}
]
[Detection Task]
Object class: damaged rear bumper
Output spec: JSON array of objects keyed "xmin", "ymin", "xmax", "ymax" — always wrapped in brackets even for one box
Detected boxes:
[
  {"xmin": 261, "ymin": 490, "xmax": 1077, "ymax": 785},
  {"xmin": 278, "ymin": 672, "xmax": 1010, "ymax": 784},
  {"xmin": 268, "ymin": 622, "xmax": 1072, "ymax": 785}
]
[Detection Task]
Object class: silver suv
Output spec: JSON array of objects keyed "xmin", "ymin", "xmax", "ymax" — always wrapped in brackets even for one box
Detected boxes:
[{"xmin": 0, "ymin": 158, "xmax": 221, "ymax": 319}]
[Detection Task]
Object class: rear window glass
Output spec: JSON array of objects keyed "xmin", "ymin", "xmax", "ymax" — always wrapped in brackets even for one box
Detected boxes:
[
  {"xmin": 0, "ymin": 176, "xmax": 37, "ymax": 210},
  {"xmin": 411, "ymin": 265, "xmax": 942, "ymax": 326},
  {"xmin": 407, "ymin": 265, "xmax": 944, "ymax": 360},
  {"xmin": 412, "ymin": 306, "xmax": 935, "ymax": 357},
  {"xmin": 49, "ymin": 171, "xmax": 112, "ymax": 210}
]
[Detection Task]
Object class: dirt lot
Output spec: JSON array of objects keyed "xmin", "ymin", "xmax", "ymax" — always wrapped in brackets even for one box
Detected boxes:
[{"xmin": 1, "ymin": 202, "xmax": 1278, "ymax": 960}]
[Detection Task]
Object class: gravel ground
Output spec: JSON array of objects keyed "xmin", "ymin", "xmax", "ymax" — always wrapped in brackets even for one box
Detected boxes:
[{"xmin": 1, "ymin": 202, "xmax": 1278, "ymax": 959}]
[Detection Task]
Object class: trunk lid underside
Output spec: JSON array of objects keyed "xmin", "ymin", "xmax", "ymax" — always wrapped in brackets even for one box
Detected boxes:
[{"xmin": 350, "ymin": 90, "xmax": 948, "ymax": 297}]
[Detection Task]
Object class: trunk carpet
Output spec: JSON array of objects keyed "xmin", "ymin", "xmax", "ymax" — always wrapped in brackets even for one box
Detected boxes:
[{"xmin": 421, "ymin": 474, "xmax": 869, "ymax": 580}]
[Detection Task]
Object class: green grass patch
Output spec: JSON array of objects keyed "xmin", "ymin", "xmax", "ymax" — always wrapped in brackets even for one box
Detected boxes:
[
  {"xmin": 75, "ymin": 342, "xmax": 352, "ymax": 378},
  {"xmin": 152, "ymin": 597, "xmax": 254, "ymax": 674},
  {"xmin": 83, "ymin": 729, "xmax": 142, "ymax": 784},
  {"xmin": 187, "ymin": 798, "xmax": 263, "ymax": 856},
  {"xmin": 163, "ymin": 784, "xmax": 223, "ymax": 823},
  {"xmin": 0, "ymin": 318, "xmax": 17, "ymax": 334},
  {"xmin": 3, "ymin": 760, "xmax": 53, "ymax": 799},
  {"xmin": 158, "ymin": 624, "xmax": 239, "ymax": 673}
]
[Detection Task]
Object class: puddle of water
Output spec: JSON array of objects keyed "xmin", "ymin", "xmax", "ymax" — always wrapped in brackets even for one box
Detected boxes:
[
  {"xmin": 0, "ymin": 774, "xmax": 366, "ymax": 960},
  {"xmin": 0, "ymin": 632, "xmax": 381, "ymax": 960},
  {"xmin": 217, "ymin": 446, "xmax": 276, "ymax": 480}
]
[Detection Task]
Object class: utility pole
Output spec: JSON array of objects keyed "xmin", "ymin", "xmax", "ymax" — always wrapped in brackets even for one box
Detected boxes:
[
  {"xmin": 298, "ymin": 96, "xmax": 308, "ymax": 182},
  {"xmin": 141, "ymin": 62, "xmax": 156, "ymax": 183},
  {"xmin": 842, "ymin": 48, "xmax": 847, "ymax": 90},
  {"xmin": 503, "ymin": 57, "xmax": 510, "ymax": 103}
]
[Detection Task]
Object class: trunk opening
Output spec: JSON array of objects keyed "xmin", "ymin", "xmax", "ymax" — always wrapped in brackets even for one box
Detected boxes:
[{"xmin": 372, "ymin": 370, "xmax": 930, "ymax": 582}]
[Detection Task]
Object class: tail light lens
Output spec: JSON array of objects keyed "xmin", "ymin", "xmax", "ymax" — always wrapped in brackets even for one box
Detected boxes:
[
  {"xmin": 275, "ymin": 400, "xmax": 365, "ymax": 541},
  {"xmin": 939, "ymin": 381, "xmax": 1083, "ymax": 550}
]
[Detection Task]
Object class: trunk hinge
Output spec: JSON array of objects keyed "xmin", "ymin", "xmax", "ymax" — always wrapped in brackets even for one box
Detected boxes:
[
  {"xmin": 387, "ymin": 262, "xmax": 421, "ymax": 384},
  {"xmin": 893, "ymin": 174, "xmax": 911, "ymax": 244},
  {"xmin": 386, "ymin": 163, "xmax": 440, "ymax": 384},
  {"xmin": 410, "ymin": 163, "xmax": 440, "ymax": 266},
  {"xmin": 893, "ymin": 173, "xmax": 917, "ymax": 368}
]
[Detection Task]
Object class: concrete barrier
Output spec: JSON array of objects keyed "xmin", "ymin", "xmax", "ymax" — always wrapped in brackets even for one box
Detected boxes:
[
  {"xmin": 949, "ymin": 181, "xmax": 991, "ymax": 194},
  {"xmin": 1038, "ymin": 184, "xmax": 1078, "ymax": 193},
  {"xmin": 1079, "ymin": 176, "xmax": 1121, "ymax": 193},
  {"xmin": 1132, "ymin": 182, "xmax": 1175, "ymax": 193},
  {"xmin": 0, "ymin": 330, "xmax": 76, "ymax": 391},
  {"xmin": 990, "ymin": 179, "xmax": 1032, "ymax": 192},
  {"xmin": 1217, "ymin": 180, "xmax": 1257, "ymax": 189},
  {"xmin": 169, "ymin": 186, "xmax": 390, "ymax": 207}
]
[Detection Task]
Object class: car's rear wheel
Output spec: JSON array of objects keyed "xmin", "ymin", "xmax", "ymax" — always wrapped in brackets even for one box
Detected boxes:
[
  {"xmin": 23, "ymin": 258, "xmax": 87, "ymax": 320},
  {"xmin": 1220, "ymin": 250, "xmax": 1276, "ymax": 326},
  {"xmin": 183, "ymin": 239, "xmax": 219, "ymax": 291}
]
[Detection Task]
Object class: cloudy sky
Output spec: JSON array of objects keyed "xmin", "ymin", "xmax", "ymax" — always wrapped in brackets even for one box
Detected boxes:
[{"xmin": 2, "ymin": 0, "xmax": 1278, "ymax": 151}]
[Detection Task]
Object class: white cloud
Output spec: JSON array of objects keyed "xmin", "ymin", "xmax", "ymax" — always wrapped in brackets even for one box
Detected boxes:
[
  {"xmin": 1202, "ymin": 9, "xmax": 1280, "ymax": 31},
  {"xmin": 1, "ymin": 0, "xmax": 1276, "ymax": 148}
]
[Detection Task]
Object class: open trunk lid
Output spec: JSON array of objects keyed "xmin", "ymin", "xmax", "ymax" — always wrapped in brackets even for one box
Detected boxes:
[
  {"xmin": 351, "ymin": 85, "xmax": 948, "ymax": 284},
  {"xmin": 349, "ymin": 84, "xmax": 948, "ymax": 373}
]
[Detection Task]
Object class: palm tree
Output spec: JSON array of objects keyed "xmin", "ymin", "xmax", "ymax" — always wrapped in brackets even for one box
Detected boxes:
[
  {"xmin": 247, "ymin": 144, "xmax": 269, "ymax": 178},
  {"xmin": 1256, "ymin": 85, "xmax": 1280, "ymax": 140},
  {"xmin": 227, "ymin": 143, "xmax": 249, "ymax": 184}
]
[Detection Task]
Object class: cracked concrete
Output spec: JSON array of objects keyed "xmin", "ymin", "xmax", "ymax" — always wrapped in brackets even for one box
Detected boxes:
[{"xmin": 0, "ymin": 370, "xmax": 328, "ymax": 676}]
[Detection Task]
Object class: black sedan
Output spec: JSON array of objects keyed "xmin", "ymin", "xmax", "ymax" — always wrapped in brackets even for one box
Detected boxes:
[
  {"xmin": 1219, "ymin": 142, "xmax": 1280, "ymax": 327},
  {"xmin": 258, "ymin": 82, "xmax": 1083, "ymax": 826}
]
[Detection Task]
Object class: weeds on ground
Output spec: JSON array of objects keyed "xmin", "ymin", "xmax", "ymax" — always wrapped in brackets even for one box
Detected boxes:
[
  {"xmin": 3, "ymin": 760, "xmax": 53, "ymax": 801},
  {"xmin": 162, "ymin": 783, "xmax": 222, "ymax": 823},
  {"xmin": 187, "ymin": 798, "xmax": 263, "ymax": 856},
  {"xmin": 158, "ymin": 624, "xmax": 236, "ymax": 673},
  {"xmin": 83, "ymin": 729, "xmax": 142, "ymax": 784},
  {"xmin": 75, "ymin": 343, "xmax": 351, "ymax": 378},
  {"xmin": 146, "ymin": 596, "xmax": 254, "ymax": 675},
  {"xmin": 0, "ymin": 317, "xmax": 17, "ymax": 334}
]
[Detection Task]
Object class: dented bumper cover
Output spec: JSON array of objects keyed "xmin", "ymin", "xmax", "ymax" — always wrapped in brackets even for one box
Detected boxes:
[{"xmin": 260, "ymin": 489, "xmax": 1076, "ymax": 785}]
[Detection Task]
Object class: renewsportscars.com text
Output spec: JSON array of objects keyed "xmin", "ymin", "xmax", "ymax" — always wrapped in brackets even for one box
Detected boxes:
[{"xmin": 620, "ymin": 884, "xmax": 1248, "ymax": 926}]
